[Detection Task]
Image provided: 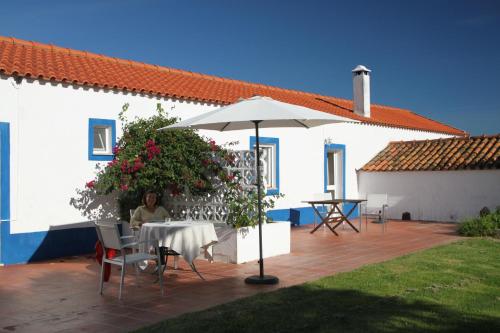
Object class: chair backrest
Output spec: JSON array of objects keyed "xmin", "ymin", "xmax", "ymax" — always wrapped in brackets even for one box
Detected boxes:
[
  {"xmin": 366, "ymin": 194, "xmax": 388, "ymax": 209},
  {"xmin": 121, "ymin": 220, "xmax": 134, "ymax": 237},
  {"xmin": 94, "ymin": 222, "xmax": 122, "ymax": 250}
]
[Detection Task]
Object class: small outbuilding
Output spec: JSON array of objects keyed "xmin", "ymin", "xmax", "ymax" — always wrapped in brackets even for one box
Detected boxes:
[{"xmin": 359, "ymin": 134, "xmax": 500, "ymax": 222}]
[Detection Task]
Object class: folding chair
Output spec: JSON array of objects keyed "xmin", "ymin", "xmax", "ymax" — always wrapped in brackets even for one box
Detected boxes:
[{"xmin": 94, "ymin": 221, "xmax": 164, "ymax": 300}]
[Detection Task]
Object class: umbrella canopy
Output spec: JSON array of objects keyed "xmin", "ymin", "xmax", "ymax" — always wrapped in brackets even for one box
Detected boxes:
[
  {"xmin": 159, "ymin": 96, "xmax": 356, "ymax": 285},
  {"xmin": 158, "ymin": 96, "xmax": 356, "ymax": 131}
]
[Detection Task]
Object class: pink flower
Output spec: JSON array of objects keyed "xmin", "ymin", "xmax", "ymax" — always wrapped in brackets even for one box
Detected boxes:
[
  {"xmin": 120, "ymin": 184, "xmax": 129, "ymax": 191},
  {"xmin": 132, "ymin": 157, "xmax": 144, "ymax": 172},
  {"xmin": 120, "ymin": 160, "xmax": 130, "ymax": 173},
  {"xmin": 112, "ymin": 146, "xmax": 121, "ymax": 155},
  {"xmin": 85, "ymin": 180, "xmax": 95, "ymax": 188}
]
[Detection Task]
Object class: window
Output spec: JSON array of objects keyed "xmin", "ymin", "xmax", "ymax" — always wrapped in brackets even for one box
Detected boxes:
[
  {"xmin": 88, "ymin": 119, "xmax": 116, "ymax": 161},
  {"xmin": 249, "ymin": 136, "xmax": 279, "ymax": 195},
  {"xmin": 324, "ymin": 144, "xmax": 344, "ymax": 199}
]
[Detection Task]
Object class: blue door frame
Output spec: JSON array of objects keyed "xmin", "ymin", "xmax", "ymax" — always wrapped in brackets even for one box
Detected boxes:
[{"xmin": 0, "ymin": 122, "xmax": 11, "ymax": 264}]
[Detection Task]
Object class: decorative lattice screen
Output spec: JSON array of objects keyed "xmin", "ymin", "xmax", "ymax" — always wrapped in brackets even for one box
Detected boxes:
[{"xmin": 162, "ymin": 150, "xmax": 257, "ymax": 221}]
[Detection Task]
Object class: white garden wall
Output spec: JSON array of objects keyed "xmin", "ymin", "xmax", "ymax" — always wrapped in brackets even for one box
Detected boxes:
[
  {"xmin": 0, "ymin": 74, "xmax": 453, "ymax": 234},
  {"xmin": 359, "ymin": 170, "xmax": 500, "ymax": 222}
]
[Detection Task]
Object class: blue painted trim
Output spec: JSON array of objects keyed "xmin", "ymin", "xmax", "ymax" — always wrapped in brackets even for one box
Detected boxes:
[
  {"xmin": 88, "ymin": 118, "xmax": 116, "ymax": 161},
  {"xmin": 0, "ymin": 226, "xmax": 98, "ymax": 265},
  {"xmin": 323, "ymin": 144, "xmax": 346, "ymax": 199},
  {"xmin": 1, "ymin": 122, "xmax": 11, "ymax": 264},
  {"xmin": 267, "ymin": 205, "xmax": 359, "ymax": 226},
  {"xmin": 249, "ymin": 136, "xmax": 280, "ymax": 196}
]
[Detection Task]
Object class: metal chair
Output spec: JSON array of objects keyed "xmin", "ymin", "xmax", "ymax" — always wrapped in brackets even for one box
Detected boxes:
[
  {"xmin": 94, "ymin": 221, "xmax": 164, "ymax": 300},
  {"xmin": 361, "ymin": 194, "xmax": 389, "ymax": 232}
]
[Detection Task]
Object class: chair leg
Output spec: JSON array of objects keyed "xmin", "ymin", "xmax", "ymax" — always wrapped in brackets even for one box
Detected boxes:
[
  {"xmin": 134, "ymin": 262, "xmax": 139, "ymax": 285},
  {"xmin": 157, "ymin": 252, "xmax": 164, "ymax": 296},
  {"xmin": 99, "ymin": 258, "xmax": 105, "ymax": 295},
  {"xmin": 174, "ymin": 256, "xmax": 179, "ymax": 270},
  {"xmin": 119, "ymin": 264, "xmax": 126, "ymax": 300}
]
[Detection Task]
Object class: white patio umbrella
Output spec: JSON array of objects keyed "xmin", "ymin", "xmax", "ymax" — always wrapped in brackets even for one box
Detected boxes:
[{"xmin": 159, "ymin": 96, "xmax": 356, "ymax": 285}]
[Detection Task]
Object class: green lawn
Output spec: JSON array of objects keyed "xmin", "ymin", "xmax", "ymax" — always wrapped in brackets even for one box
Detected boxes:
[{"xmin": 136, "ymin": 239, "xmax": 500, "ymax": 333}]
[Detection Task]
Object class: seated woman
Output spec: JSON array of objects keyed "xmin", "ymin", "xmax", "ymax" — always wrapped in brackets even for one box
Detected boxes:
[{"xmin": 130, "ymin": 190, "xmax": 170, "ymax": 229}]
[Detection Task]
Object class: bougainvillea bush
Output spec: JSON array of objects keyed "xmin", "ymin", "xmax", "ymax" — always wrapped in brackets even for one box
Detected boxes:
[{"xmin": 84, "ymin": 103, "xmax": 239, "ymax": 221}]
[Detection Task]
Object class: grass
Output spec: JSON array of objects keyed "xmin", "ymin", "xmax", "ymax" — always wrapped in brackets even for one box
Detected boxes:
[{"xmin": 135, "ymin": 239, "xmax": 500, "ymax": 333}]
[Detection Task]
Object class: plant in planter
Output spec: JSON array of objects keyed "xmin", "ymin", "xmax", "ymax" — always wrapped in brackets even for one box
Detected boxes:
[{"xmin": 226, "ymin": 188, "xmax": 284, "ymax": 229}]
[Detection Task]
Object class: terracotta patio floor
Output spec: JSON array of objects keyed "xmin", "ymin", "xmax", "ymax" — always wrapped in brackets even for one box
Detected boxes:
[{"xmin": 0, "ymin": 220, "xmax": 460, "ymax": 332}]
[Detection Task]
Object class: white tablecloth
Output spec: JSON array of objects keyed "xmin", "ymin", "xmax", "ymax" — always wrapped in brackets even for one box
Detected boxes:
[{"xmin": 139, "ymin": 221, "xmax": 218, "ymax": 264}]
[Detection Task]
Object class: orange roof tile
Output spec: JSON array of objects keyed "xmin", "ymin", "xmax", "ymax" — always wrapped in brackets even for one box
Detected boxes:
[
  {"xmin": 361, "ymin": 134, "xmax": 500, "ymax": 172},
  {"xmin": 0, "ymin": 36, "xmax": 465, "ymax": 135}
]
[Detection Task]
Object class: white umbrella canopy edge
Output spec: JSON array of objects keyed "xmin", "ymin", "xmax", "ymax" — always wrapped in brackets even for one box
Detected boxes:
[{"xmin": 158, "ymin": 95, "xmax": 358, "ymax": 132}]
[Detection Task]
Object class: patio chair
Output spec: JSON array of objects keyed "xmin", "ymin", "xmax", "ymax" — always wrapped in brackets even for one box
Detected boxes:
[
  {"xmin": 361, "ymin": 194, "xmax": 389, "ymax": 232},
  {"xmin": 93, "ymin": 221, "xmax": 164, "ymax": 300}
]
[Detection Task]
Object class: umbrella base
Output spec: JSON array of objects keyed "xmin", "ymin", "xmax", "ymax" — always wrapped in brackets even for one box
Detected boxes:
[{"xmin": 245, "ymin": 275, "xmax": 279, "ymax": 285}]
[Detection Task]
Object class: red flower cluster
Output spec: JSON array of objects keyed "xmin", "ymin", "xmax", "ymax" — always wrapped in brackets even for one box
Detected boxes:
[
  {"xmin": 209, "ymin": 140, "xmax": 218, "ymax": 152},
  {"xmin": 107, "ymin": 159, "xmax": 118, "ymax": 167},
  {"xmin": 119, "ymin": 157, "xmax": 144, "ymax": 174},
  {"xmin": 120, "ymin": 184, "xmax": 129, "ymax": 191},
  {"xmin": 132, "ymin": 157, "xmax": 144, "ymax": 172},
  {"xmin": 120, "ymin": 160, "xmax": 129, "ymax": 173},
  {"xmin": 85, "ymin": 180, "xmax": 95, "ymax": 188},
  {"xmin": 112, "ymin": 146, "xmax": 121, "ymax": 155},
  {"xmin": 146, "ymin": 139, "xmax": 161, "ymax": 160}
]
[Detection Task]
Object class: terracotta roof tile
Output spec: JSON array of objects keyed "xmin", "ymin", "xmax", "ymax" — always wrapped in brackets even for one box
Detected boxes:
[
  {"xmin": 0, "ymin": 36, "xmax": 466, "ymax": 135},
  {"xmin": 362, "ymin": 134, "xmax": 500, "ymax": 172}
]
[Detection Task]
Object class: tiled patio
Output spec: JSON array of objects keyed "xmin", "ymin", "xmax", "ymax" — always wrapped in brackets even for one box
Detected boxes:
[{"xmin": 0, "ymin": 220, "xmax": 460, "ymax": 332}]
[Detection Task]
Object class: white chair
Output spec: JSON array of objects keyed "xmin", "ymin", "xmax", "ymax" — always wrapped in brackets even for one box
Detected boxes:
[
  {"xmin": 94, "ymin": 221, "xmax": 164, "ymax": 300},
  {"xmin": 362, "ymin": 194, "xmax": 389, "ymax": 232}
]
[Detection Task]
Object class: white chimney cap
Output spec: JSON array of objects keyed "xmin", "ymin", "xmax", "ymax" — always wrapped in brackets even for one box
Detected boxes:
[{"xmin": 352, "ymin": 65, "xmax": 371, "ymax": 73}]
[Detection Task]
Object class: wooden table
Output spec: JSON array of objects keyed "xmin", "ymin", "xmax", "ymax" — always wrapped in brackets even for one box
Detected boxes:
[{"xmin": 303, "ymin": 199, "xmax": 366, "ymax": 235}]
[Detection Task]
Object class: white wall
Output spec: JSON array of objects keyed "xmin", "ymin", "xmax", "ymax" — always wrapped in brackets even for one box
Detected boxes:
[
  {"xmin": 0, "ymin": 74, "xmax": 454, "ymax": 233},
  {"xmin": 359, "ymin": 170, "xmax": 500, "ymax": 222}
]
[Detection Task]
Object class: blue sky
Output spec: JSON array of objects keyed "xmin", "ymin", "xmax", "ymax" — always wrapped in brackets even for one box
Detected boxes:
[{"xmin": 1, "ymin": 0, "xmax": 499, "ymax": 134}]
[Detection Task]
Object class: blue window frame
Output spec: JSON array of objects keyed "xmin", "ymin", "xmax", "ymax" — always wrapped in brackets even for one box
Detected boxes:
[
  {"xmin": 324, "ymin": 143, "xmax": 346, "ymax": 198},
  {"xmin": 249, "ymin": 136, "xmax": 280, "ymax": 195},
  {"xmin": 88, "ymin": 118, "xmax": 116, "ymax": 161}
]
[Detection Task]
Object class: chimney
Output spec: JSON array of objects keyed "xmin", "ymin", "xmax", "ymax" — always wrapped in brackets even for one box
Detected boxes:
[{"xmin": 352, "ymin": 65, "xmax": 371, "ymax": 117}]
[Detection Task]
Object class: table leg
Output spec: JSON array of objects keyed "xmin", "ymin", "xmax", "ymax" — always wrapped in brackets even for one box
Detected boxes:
[
  {"xmin": 332, "ymin": 204, "xmax": 360, "ymax": 233},
  {"xmin": 310, "ymin": 204, "xmax": 337, "ymax": 234},
  {"xmin": 189, "ymin": 262, "xmax": 205, "ymax": 281}
]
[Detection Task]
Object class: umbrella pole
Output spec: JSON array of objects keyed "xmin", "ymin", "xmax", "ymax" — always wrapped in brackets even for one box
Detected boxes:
[{"xmin": 245, "ymin": 121, "xmax": 279, "ymax": 285}]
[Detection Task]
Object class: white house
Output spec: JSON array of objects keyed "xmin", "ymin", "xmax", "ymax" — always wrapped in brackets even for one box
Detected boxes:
[
  {"xmin": 0, "ymin": 36, "xmax": 465, "ymax": 264},
  {"xmin": 359, "ymin": 135, "xmax": 500, "ymax": 222}
]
